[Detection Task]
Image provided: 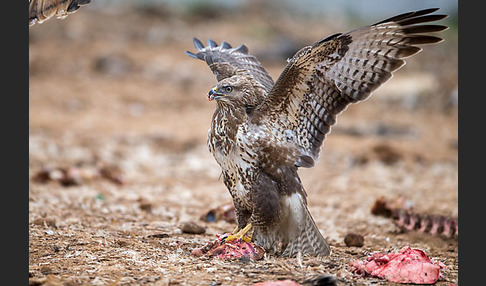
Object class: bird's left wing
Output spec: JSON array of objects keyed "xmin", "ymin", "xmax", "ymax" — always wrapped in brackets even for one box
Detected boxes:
[
  {"xmin": 186, "ymin": 38, "xmax": 275, "ymax": 93},
  {"xmin": 251, "ymin": 8, "xmax": 447, "ymax": 167},
  {"xmin": 29, "ymin": 0, "xmax": 92, "ymax": 26}
]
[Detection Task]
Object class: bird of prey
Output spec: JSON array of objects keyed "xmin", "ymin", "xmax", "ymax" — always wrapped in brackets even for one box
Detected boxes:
[
  {"xmin": 29, "ymin": 0, "xmax": 91, "ymax": 26},
  {"xmin": 186, "ymin": 8, "xmax": 447, "ymax": 258}
]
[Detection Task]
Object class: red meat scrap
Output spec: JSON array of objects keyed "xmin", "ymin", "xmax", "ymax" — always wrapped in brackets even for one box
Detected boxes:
[
  {"xmin": 252, "ymin": 279, "xmax": 302, "ymax": 286},
  {"xmin": 191, "ymin": 233, "xmax": 265, "ymax": 260},
  {"xmin": 349, "ymin": 246, "xmax": 445, "ymax": 284}
]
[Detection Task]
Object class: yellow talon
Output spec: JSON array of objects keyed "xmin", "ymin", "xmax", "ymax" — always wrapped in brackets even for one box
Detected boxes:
[{"xmin": 223, "ymin": 223, "xmax": 252, "ymax": 243}]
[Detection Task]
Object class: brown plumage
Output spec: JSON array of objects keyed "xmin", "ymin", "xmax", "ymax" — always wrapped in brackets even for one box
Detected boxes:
[
  {"xmin": 29, "ymin": 0, "xmax": 91, "ymax": 26},
  {"xmin": 186, "ymin": 8, "xmax": 447, "ymax": 257}
]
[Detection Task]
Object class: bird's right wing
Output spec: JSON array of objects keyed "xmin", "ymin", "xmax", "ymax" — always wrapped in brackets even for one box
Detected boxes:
[
  {"xmin": 29, "ymin": 0, "xmax": 92, "ymax": 26},
  {"xmin": 251, "ymin": 8, "xmax": 447, "ymax": 167},
  {"xmin": 186, "ymin": 38, "xmax": 275, "ymax": 93}
]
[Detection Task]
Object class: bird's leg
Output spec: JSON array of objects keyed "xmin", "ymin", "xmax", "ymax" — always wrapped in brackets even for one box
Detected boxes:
[{"xmin": 222, "ymin": 223, "xmax": 252, "ymax": 243}]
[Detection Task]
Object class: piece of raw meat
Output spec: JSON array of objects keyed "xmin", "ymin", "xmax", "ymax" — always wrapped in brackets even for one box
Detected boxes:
[
  {"xmin": 191, "ymin": 233, "xmax": 265, "ymax": 260},
  {"xmin": 349, "ymin": 246, "xmax": 445, "ymax": 284}
]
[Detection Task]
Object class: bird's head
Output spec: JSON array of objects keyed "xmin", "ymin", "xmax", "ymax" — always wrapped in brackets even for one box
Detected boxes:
[
  {"xmin": 207, "ymin": 75, "xmax": 253, "ymax": 103},
  {"xmin": 207, "ymin": 84, "xmax": 234, "ymax": 101}
]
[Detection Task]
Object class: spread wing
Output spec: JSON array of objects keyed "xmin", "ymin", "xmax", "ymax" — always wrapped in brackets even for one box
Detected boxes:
[
  {"xmin": 251, "ymin": 8, "xmax": 447, "ymax": 167},
  {"xmin": 29, "ymin": 0, "xmax": 92, "ymax": 26},
  {"xmin": 186, "ymin": 38, "xmax": 275, "ymax": 93}
]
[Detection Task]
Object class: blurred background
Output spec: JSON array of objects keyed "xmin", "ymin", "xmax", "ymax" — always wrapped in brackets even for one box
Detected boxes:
[
  {"xmin": 29, "ymin": 1, "xmax": 458, "ymax": 283},
  {"xmin": 28, "ymin": 0, "xmax": 459, "ymax": 227},
  {"xmin": 29, "ymin": 0, "xmax": 458, "ymax": 216}
]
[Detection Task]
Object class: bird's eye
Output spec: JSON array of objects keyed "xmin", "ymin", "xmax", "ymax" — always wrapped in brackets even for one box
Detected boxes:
[{"xmin": 224, "ymin": 86, "xmax": 233, "ymax": 93}]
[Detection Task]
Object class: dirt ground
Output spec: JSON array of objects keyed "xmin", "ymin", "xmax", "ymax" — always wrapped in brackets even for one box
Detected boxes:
[{"xmin": 29, "ymin": 3, "xmax": 458, "ymax": 285}]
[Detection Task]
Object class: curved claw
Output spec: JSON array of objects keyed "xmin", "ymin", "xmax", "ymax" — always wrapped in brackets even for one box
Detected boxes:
[
  {"xmin": 220, "ymin": 234, "xmax": 229, "ymax": 245},
  {"xmin": 220, "ymin": 223, "xmax": 253, "ymax": 244},
  {"xmin": 221, "ymin": 234, "xmax": 251, "ymax": 244}
]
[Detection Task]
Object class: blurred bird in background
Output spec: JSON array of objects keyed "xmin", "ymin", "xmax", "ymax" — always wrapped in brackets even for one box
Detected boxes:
[{"xmin": 29, "ymin": 0, "xmax": 92, "ymax": 26}]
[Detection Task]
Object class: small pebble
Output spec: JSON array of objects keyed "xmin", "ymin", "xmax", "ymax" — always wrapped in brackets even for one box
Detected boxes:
[
  {"xmin": 39, "ymin": 265, "xmax": 53, "ymax": 275},
  {"xmin": 191, "ymin": 248, "xmax": 204, "ymax": 257},
  {"xmin": 344, "ymin": 233, "xmax": 364, "ymax": 247},
  {"xmin": 252, "ymin": 279, "xmax": 302, "ymax": 286},
  {"xmin": 146, "ymin": 233, "xmax": 169, "ymax": 239},
  {"xmin": 179, "ymin": 221, "xmax": 206, "ymax": 234},
  {"xmin": 32, "ymin": 218, "xmax": 57, "ymax": 228},
  {"xmin": 45, "ymin": 229, "xmax": 55, "ymax": 235},
  {"xmin": 139, "ymin": 202, "xmax": 153, "ymax": 212}
]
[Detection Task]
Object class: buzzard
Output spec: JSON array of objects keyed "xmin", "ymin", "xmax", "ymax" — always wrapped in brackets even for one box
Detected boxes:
[
  {"xmin": 186, "ymin": 8, "xmax": 447, "ymax": 258},
  {"xmin": 29, "ymin": 0, "xmax": 91, "ymax": 26}
]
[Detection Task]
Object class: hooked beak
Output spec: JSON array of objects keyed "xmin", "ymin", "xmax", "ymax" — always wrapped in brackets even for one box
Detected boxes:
[{"xmin": 207, "ymin": 87, "xmax": 222, "ymax": 101}]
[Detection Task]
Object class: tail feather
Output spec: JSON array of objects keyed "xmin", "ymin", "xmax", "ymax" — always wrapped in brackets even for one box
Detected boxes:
[
  {"xmin": 282, "ymin": 206, "xmax": 331, "ymax": 257},
  {"xmin": 253, "ymin": 193, "xmax": 331, "ymax": 257}
]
